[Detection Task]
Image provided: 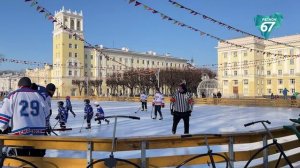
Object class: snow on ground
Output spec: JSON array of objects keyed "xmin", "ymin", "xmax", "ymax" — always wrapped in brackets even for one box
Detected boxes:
[{"xmin": 1, "ymin": 99, "xmax": 300, "ymax": 167}]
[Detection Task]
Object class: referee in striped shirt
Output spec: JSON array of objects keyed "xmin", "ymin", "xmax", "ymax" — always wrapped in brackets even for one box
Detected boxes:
[{"xmin": 170, "ymin": 82, "xmax": 194, "ymax": 134}]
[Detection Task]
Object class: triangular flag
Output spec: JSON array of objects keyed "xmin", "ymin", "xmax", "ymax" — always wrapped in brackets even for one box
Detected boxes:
[
  {"xmin": 129, "ymin": 0, "xmax": 135, "ymax": 4},
  {"xmin": 30, "ymin": 1, "xmax": 37, "ymax": 7},
  {"xmin": 25, "ymin": 0, "xmax": 32, "ymax": 2},
  {"xmin": 36, "ymin": 6, "xmax": 41, "ymax": 11},
  {"xmin": 135, "ymin": 1, "xmax": 141, "ymax": 6},
  {"xmin": 39, "ymin": 8, "xmax": 45, "ymax": 13}
]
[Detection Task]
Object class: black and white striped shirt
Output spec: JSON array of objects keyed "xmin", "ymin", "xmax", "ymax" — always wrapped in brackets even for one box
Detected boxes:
[{"xmin": 171, "ymin": 91, "xmax": 193, "ymax": 112}]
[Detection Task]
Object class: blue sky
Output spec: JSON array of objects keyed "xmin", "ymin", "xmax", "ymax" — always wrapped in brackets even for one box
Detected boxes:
[{"xmin": 0, "ymin": 0, "xmax": 299, "ymax": 70}]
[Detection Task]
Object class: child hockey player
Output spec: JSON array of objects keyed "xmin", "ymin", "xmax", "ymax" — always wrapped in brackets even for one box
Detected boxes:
[
  {"xmin": 55, "ymin": 101, "xmax": 67, "ymax": 129},
  {"xmin": 84, "ymin": 99, "xmax": 94, "ymax": 129},
  {"xmin": 65, "ymin": 96, "xmax": 76, "ymax": 120},
  {"xmin": 94, "ymin": 102, "xmax": 109, "ymax": 125}
]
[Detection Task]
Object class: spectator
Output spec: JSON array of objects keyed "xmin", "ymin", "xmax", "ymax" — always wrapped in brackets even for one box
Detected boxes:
[
  {"xmin": 217, "ymin": 91, "xmax": 222, "ymax": 98},
  {"xmin": 271, "ymin": 93, "xmax": 274, "ymax": 99},
  {"xmin": 201, "ymin": 92, "xmax": 206, "ymax": 98},
  {"xmin": 283, "ymin": 88, "xmax": 289, "ymax": 100}
]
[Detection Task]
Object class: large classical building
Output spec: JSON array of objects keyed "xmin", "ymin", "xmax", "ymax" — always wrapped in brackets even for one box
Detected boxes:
[
  {"xmin": 0, "ymin": 72, "xmax": 24, "ymax": 96},
  {"xmin": 26, "ymin": 7, "xmax": 188, "ymax": 97},
  {"xmin": 217, "ymin": 35, "xmax": 300, "ymax": 98}
]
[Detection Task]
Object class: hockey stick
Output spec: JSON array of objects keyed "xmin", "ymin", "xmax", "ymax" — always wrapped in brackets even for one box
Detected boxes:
[
  {"xmin": 52, "ymin": 120, "xmax": 59, "ymax": 129},
  {"xmin": 134, "ymin": 107, "xmax": 141, "ymax": 113},
  {"xmin": 79, "ymin": 118, "xmax": 86, "ymax": 133}
]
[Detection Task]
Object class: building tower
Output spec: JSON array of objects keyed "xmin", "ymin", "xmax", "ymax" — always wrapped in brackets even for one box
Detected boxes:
[{"xmin": 52, "ymin": 7, "xmax": 84, "ymax": 96}]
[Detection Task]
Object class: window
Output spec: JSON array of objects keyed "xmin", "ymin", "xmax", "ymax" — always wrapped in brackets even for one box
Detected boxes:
[
  {"xmin": 69, "ymin": 52, "xmax": 72, "ymax": 57},
  {"xmin": 119, "ymin": 58, "xmax": 122, "ymax": 62},
  {"xmin": 290, "ymin": 79, "xmax": 295, "ymax": 84},
  {"xmin": 100, "ymin": 56, "xmax": 102, "ymax": 60},
  {"xmin": 224, "ymin": 52, "xmax": 228, "ymax": 58},
  {"xmin": 244, "ymin": 79, "xmax": 248, "ymax": 85},
  {"xmin": 70, "ymin": 19, "xmax": 75, "ymax": 29},
  {"xmin": 157, "ymin": 62, "xmax": 159, "ymax": 65},
  {"xmin": 171, "ymin": 63, "xmax": 173, "ymax": 67},
  {"xmin": 74, "ymin": 62, "xmax": 77, "ymax": 67},
  {"xmin": 233, "ymin": 51, "xmax": 237, "ymax": 57},
  {"xmin": 244, "ymin": 70, "xmax": 248, "ymax": 76},
  {"xmin": 234, "ymin": 71, "xmax": 237, "ymax": 76},
  {"xmin": 91, "ymin": 55, "xmax": 93, "ymax": 59},
  {"xmin": 77, "ymin": 20, "xmax": 81, "ymax": 31},
  {"xmin": 69, "ymin": 34, "xmax": 72, "ymax": 39},
  {"xmin": 292, "ymin": 89, "xmax": 295, "ymax": 94},
  {"xmin": 234, "ymin": 62, "xmax": 237, "ymax": 67},
  {"xmin": 113, "ymin": 65, "xmax": 115, "ymax": 70},
  {"xmin": 125, "ymin": 58, "xmax": 128, "ymax": 63},
  {"xmin": 224, "ymin": 80, "xmax": 228, "ymax": 86},
  {"xmin": 243, "ymin": 51, "xmax": 248, "ymax": 57},
  {"xmin": 84, "ymin": 72, "xmax": 87, "ymax": 76},
  {"xmin": 244, "ymin": 60, "xmax": 248, "ymax": 65},
  {"xmin": 234, "ymin": 80, "xmax": 238, "ymax": 85},
  {"xmin": 69, "ymin": 70, "xmax": 72, "ymax": 76},
  {"xmin": 224, "ymin": 62, "xmax": 228, "ymax": 68},
  {"xmin": 278, "ymin": 79, "xmax": 283, "ymax": 85},
  {"xmin": 290, "ymin": 49, "xmax": 294, "ymax": 55},
  {"xmin": 75, "ymin": 53, "xmax": 78, "ymax": 57},
  {"xmin": 91, "ymin": 64, "xmax": 93, "ymax": 68},
  {"xmin": 290, "ymin": 69, "xmax": 294, "ymax": 75},
  {"xmin": 85, "ymin": 64, "xmax": 87, "ymax": 68},
  {"xmin": 267, "ymin": 80, "xmax": 271, "ymax": 85},
  {"xmin": 85, "ymin": 54, "xmax": 87, "ymax": 59},
  {"xmin": 69, "ymin": 62, "xmax": 72, "ymax": 66},
  {"xmin": 224, "ymin": 71, "xmax": 228, "ymax": 76},
  {"xmin": 268, "ymin": 89, "xmax": 272, "ymax": 94},
  {"xmin": 278, "ymin": 70, "xmax": 282, "ymax": 75},
  {"xmin": 278, "ymin": 61, "xmax": 282, "ymax": 65},
  {"xmin": 267, "ymin": 71, "xmax": 271, "ymax": 76},
  {"xmin": 152, "ymin": 61, "xmax": 154, "ymax": 65},
  {"xmin": 147, "ymin": 60, "xmax": 149, "ymax": 65},
  {"xmin": 142, "ymin": 60, "xmax": 144, "ymax": 64},
  {"xmin": 137, "ymin": 59, "xmax": 139, "ymax": 63},
  {"xmin": 290, "ymin": 59, "xmax": 294, "ymax": 65},
  {"xmin": 75, "ymin": 44, "xmax": 78, "ymax": 49},
  {"xmin": 69, "ymin": 43, "xmax": 72, "ymax": 48},
  {"xmin": 132, "ymin": 59, "xmax": 134, "ymax": 63},
  {"xmin": 279, "ymin": 89, "xmax": 283, "ymax": 94},
  {"xmin": 74, "ymin": 70, "xmax": 77, "ymax": 76}
]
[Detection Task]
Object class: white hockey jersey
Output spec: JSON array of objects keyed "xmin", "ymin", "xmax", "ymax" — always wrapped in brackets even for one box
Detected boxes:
[
  {"xmin": 0, "ymin": 87, "xmax": 48, "ymax": 135},
  {"xmin": 153, "ymin": 92, "xmax": 164, "ymax": 105},
  {"xmin": 140, "ymin": 94, "xmax": 148, "ymax": 102}
]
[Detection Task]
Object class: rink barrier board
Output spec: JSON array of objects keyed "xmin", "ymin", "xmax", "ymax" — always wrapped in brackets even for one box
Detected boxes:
[
  {"xmin": 61, "ymin": 96, "xmax": 300, "ymax": 108},
  {"xmin": 0, "ymin": 125, "xmax": 299, "ymax": 167}
]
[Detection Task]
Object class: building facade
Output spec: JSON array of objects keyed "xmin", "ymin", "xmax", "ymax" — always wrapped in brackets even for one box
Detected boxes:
[
  {"xmin": 26, "ymin": 7, "xmax": 188, "ymax": 97},
  {"xmin": 217, "ymin": 35, "xmax": 300, "ymax": 98},
  {"xmin": 0, "ymin": 72, "xmax": 24, "ymax": 96}
]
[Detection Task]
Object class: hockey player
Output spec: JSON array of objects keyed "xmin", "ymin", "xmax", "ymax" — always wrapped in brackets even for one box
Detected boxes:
[
  {"xmin": 55, "ymin": 101, "xmax": 67, "ymax": 129},
  {"xmin": 152, "ymin": 88, "xmax": 165, "ymax": 120},
  {"xmin": 140, "ymin": 91, "xmax": 148, "ymax": 111},
  {"xmin": 0, "ymin": 77, "xmax": 48, "ymax": 156},
  {"xmin": 65, "ymin": 96, "xmax": 76, "ymax": 120},
  {"xmin": 31, "ymin": 83, "xmax": 56, "ymax": 133},
  {"xmin": 94, "ymin": 102, "xmax": 109, "ymax": 125},
  {"xmin": 84, "ymin": 99, "xmax": 94, "ymax": 129}
]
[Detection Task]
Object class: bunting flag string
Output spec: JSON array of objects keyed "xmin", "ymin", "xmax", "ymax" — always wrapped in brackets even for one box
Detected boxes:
[
  {"xmin": 168, "ymin": 0, "xmax": 297, "ymax": 48},
  {"xmin": 19, "ymin": 0, "xmax": 299, "ymax": 71},
  {"xmin": 127, "ymin": 0, "xmax": 300, "ymax": 63}
]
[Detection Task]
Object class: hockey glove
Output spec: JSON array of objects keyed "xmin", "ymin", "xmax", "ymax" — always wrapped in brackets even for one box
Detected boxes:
[
  {"xmin": 84, "ymin": 115, "xmax": 87, "ymax": 120},
  {"xmin": 55, "ymin": 115, "xmax": 59, "ymax": 120},
  {"xmin": 0, "ymin": 127, "xmax": 11, "ymax": 134},
  {"xmin": 187, "ymin": 110, "xmax": 192, "ymax": 116},
  {"xmin": 152, "ymin": 102, "xmax": 155, "ymax": 106},
  {"xmin": 73, "ymin": 113, "xmax": 76, "ymax": 118}
]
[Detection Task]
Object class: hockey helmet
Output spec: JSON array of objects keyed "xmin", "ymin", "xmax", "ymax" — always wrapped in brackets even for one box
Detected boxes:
[
  {"xmin": 84, "ymin": 99, "xmax": 90, "ymax": 104},
  {"xmin": 57, "ymin": 101, "xmax": 64, "ymax": 107},
  {"xmin": 94, "ymin": 101, "xmax": 100, "ymax": 106}
]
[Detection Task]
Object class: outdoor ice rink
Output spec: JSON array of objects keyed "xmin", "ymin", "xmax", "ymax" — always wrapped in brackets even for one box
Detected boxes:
[{"xmin": 1, "ymin": 100, "xmax": 300, "ymax": 167}]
